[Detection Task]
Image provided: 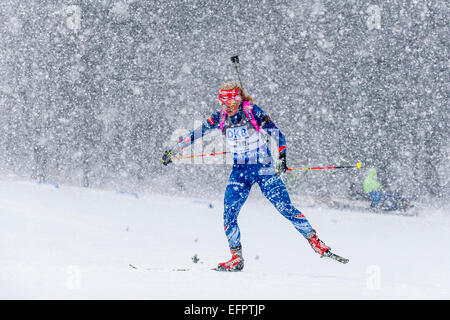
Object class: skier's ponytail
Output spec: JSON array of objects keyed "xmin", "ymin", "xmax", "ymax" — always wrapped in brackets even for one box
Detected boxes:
[{"xmin": 219, "ymin": 82, "xmax": 255, "ymax": 104}]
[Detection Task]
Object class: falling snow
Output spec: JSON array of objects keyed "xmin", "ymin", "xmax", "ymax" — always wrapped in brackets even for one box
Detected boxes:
[{"xmin": 0, "ymin": 0, "xmax": 448, "ymax": 205}]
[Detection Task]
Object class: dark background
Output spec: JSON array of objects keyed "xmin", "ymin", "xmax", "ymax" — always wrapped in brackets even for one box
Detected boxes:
[{"xmin": 0, "ymin": 0, "xmax": 448, "ymax": 205}]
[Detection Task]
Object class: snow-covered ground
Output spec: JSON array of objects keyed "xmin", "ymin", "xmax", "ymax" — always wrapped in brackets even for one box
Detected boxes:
[{"xmin": 0, "ymin": 179, "xmax": 448, "ymax": 300}]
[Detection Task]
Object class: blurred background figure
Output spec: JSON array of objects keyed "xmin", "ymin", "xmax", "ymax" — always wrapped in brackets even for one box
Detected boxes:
[{"xmin": 363, "ymin": 168, "xmax": 413, "ymax": 211}]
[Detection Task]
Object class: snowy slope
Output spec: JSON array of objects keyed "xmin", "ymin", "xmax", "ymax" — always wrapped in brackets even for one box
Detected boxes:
[{"xmin": 0, "ymin": 179, "xmax": 448, "ymax": 300}]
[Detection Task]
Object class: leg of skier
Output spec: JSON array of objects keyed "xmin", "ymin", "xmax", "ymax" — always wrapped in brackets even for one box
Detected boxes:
[
  {"xmin": 257, "ymin": 172, "xmax": 331, "ymax": 256},
  {"xmin": 216, "ymin": 165, "xmax": 252, "ymax": 271}
]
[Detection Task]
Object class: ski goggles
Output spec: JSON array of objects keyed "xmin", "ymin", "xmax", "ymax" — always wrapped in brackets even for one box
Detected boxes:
[{"xmin": 218, "ymin": 89, "xmax": 242, "ymax": 106}]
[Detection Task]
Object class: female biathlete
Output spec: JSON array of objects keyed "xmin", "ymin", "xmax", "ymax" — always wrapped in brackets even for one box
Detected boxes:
[{"xmin": 162, "ymin": 82, "xmax": 346, "ymax": 271}]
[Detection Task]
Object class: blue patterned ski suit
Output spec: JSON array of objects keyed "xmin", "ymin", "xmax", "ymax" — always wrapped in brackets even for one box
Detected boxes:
[{"xmin": 176, "ymin": 103, "xmax": 315, "ymax": 248}]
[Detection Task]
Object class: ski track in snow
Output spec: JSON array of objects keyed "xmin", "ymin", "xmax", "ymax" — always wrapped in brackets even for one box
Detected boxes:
[{"xmin": 0, "ymin": 179, "xmax": 448, "ymax": 299}]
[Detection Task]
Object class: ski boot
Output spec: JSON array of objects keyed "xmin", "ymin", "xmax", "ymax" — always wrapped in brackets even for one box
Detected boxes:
[
  {"xmin": 214, "ymin": 246, "xmax": 244, "ymax": 272},
  {"xmin": 307, "ymin": 230, "xmax": 331, "ymax": 256},
  {"xmin": 307, "ymin": 230, "xmax": 349, "ymax": 264}
]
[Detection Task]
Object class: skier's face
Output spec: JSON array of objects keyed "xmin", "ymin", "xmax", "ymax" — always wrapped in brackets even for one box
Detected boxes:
[
  {"xmin": 219, "ymin": 89, "xmax": 242, "ymax": 116},
  {"xmin": 224, "ymin": 99, "xmax": 240, "ymax": 116}
]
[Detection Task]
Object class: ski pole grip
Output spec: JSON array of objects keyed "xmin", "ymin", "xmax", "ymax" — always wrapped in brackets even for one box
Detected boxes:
[{"xmin": 231, "ymin": 55, "xmax": 239, "ymax": 64}]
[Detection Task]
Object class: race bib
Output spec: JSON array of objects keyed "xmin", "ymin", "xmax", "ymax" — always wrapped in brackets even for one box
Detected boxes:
[{"xmin": 226, "ymin": 126, "xmax": 249, "ymax": 141}]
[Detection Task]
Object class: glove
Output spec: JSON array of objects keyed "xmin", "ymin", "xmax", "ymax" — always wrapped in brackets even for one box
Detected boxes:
[
  {"xmin": 275, "ymin": 151, "xmax": 288, "ymax": 175},
  {"xmin": 162, "ymin": 150, "xmax": 174, "ymax": 166}
]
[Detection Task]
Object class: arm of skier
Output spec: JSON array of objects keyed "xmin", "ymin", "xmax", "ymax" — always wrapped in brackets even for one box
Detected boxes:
[
  {"xmin": 252, "ymin": 105, "xmax": 288, "ymax": 173},
  {"xmin": 252, "ymin": 105, "xmax": 287, "ymax": 153},
  {"xmin": 162, "ymin": 111, "xmax": 221, "ymax": 165}
]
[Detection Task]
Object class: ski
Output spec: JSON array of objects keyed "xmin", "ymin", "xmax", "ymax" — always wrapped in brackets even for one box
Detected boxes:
[
  {"xmin": 129, "ymin": 264, "xmax": 190, "ymax": 271},
  {"xmin": 211, "ymin": 267, "xmax": 243, "ymax": 272},
  {"xmin": 130, "ymin": 263, "xmax": 244, "ymax": 272},
  {"xmin": 321, "ymin": 251, "xmax": 349, "ymax": 264}
]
